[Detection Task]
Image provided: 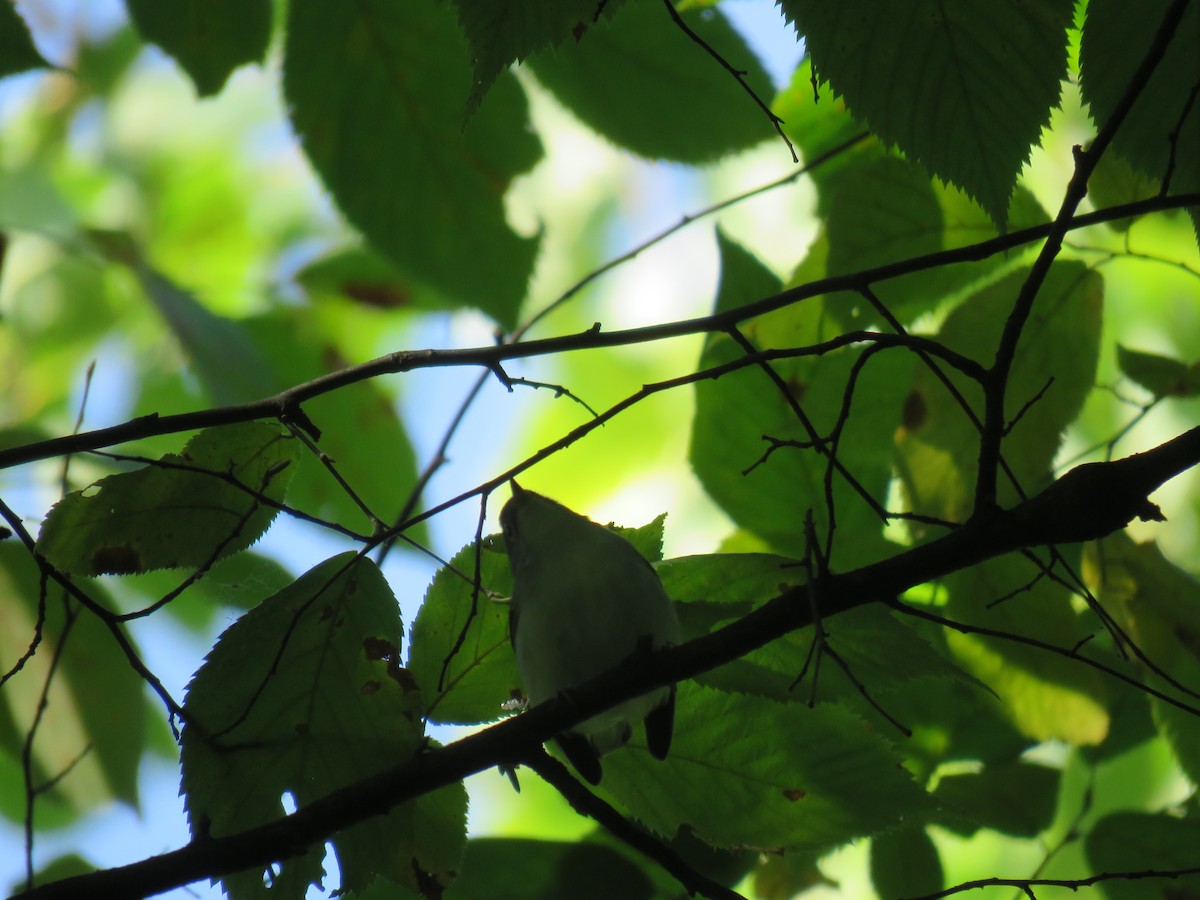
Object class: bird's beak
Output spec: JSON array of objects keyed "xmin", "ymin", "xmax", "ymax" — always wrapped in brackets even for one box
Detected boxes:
[{"xmin": 510, "ymin": 480, "xmax": 526, "ymax": 498}]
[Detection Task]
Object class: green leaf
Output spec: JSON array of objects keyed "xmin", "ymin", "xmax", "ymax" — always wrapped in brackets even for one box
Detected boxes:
[
  {"xmin": 409, "ymin": 536, "xmax": 521, "ymax": 726},
  {"xmin": 820, "ymin": 155, "xmax": 1051, "ymax": 327},
  {"xmin": 932, "ymin": 760, "xmax": 1060, "ymax": 837},
  {"xmin": 75, "ymin": 24, "xmax": 142, "ymax": 97},
  {"xmin": 667, "ymin": 566, "xmax": 992, "ymax": 731},
  {"xmin": 181, "ymin": 553, "xmax": 464, "ymax": 898},
  {"xmin": 0, "ymin": 2, "xmax": 50, "ymax": 78},
  {"xmin": 445, "ymin": 838, "xmax": 656, "ymax": 900},
  {"xmin": 116, "ymin": 551, "xmax": 296, "ymax": 629},
  {"xmin": 125, "ymin": 0, "xmax": 271, "ymax": 96},
  {"xmin": 1084, "ymin": 812, "xmax": 1200, "ymax": 900},
  {"xmin": 242, "ymin": 310, "xmax": 425, "ymax": 539},
  {"xmin": 869, "ymin": 826, "xmax": 943, "ymax": 898},
  {"xmin": 826, "ymin": 156, "xmax": 944, "ymax": 314},
  {"xmin": 37, "ymin": 423, "xmax": 299, "ymax": 576},
  {"xmin": 658, "ymin": 552, "xmax": 798, "ymax": 605},
  {"xmin": 85, "ymin": 229, "xmax": 277, "ymax": 406},
  {"xmin": 528, "ymin": 2, "xmax": 775, "ymax": 162},
  {"xmin": 1080, "ymin": 0, "xmax": 1200, "ymax": 239},
  {"xmin": 614, "ymin": 513, "xmax": 667, "ymax": 565},
  {"xmin": 864, "ymin": 668, "xmax": 1031, "ymax": 777},
  {"xmin": 1117, "ymin": 344, "xmax": 1200, "ymax": 398},
  {"xmin": 296, "ymin": 245, "xmax": 445, "ymax": 313},
  {"xmin": 0, "ymin": 544, "xmax": 144, "ymax": 819},
  {"xmin": 897, "ymin": 261, "xmax": 1103, "ymax": 522},
  {"xmin": 712, "ymin": 228, "xmax": 783, "ymax": 316},
  {"xmin": 450, "ymin": 0, "xmax": 628, "ymax": 111},
  {"xmin": 773, "ymin": 59, "xmax": 878, "ymax": 197},
  {"xmin": 943, "ymin": 555, "xmax": 1110, "ymax": 746},
  {"xmin": 691, "ymin": 239, "xmax": 914, "ymax": 566},
  {"xmin": 1097, "ymin": 536, "xmax": 1200, "ymax": 784},
  {"xmin": 1088, "ymin": 152, "xmax": 1162, "ymax": 229},
  {"xmin": 780, "ymin": 0, "xmax": 1074, "ymax": 225},
  {"xmin": 658, "ymin": 551, "xmax": 985, "ymax": 702},
  {"xmin": 600, "ymin": 683, "xmax": 933, "ymax": 853},
  {"xmin": 283, "ymin": 0, "xmax": 541, "ymax": 329},
  {"xmin": 137, "ymin": 266, "xmax": 277, "ymax": 405},
  {"xmin": 659, "ymin": 552, "xmax": 799, "ymax": 675}
]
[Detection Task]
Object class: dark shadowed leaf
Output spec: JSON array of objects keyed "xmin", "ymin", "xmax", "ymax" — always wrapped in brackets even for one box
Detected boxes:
[
  {"xmin": 37, "ymin": 423, "xmax": 299, "ymax": 576},
  {"xmin": 126, "ymin": 0, "xmax": 271, "ymax": 96},
  {"xmin": 529, "ymin": 2, "xmax": 775, "ymax": 162},
  {"xmin": 283, "ymin": 0, "xmax": 541, "ymax": 329}
]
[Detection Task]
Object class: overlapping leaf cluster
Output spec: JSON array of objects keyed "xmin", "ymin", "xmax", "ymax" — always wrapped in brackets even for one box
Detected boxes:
[{"xmin": 1, "ymin": 1, "xmax": 1199, "ymax": 899}]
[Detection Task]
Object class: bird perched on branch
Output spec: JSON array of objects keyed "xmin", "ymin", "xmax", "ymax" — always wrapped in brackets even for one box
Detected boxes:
[{"xmin": 500, "ymin": 482, "xmax": 681, "ymax": 784}]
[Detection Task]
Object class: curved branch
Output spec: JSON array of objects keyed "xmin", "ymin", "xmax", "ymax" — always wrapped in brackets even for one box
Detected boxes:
[
  {"xmin": 17, "ymin": 427, "xmax": 1200, "ymax": 900},
  {"xmin": 1, "ymin": 193, "xmax": 1196, "ymax": 474}
]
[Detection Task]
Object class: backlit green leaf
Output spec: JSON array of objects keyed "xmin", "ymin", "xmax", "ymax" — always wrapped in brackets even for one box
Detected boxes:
[
  {"xmin": 180, "ymin": 553, "xmax": 464, "ymax": 898},
  {"xmin": 781, "ymin": 0, "xmax": 1073, "ymax": 225},
  {"xmin": 529, "ymin": 2, "xmax": 775, "ymax": 162},
  {"xmin": 0, "ymin": 545, "xmax": 144, "ymax": 819},
  {"xmin": 283, "ymin": 0, "xmax": 541, "ymax": 329},
  {"xmin": 0, "ymin": 2, "xmax": 50, "ymax": 78},
  {"xmin": 409, "ymin": 536, "xmax": 520, "ymax": 726},
  {"xmin": 126, "ymin": 0, "xmax": 271, "ymax": 96},
  {"xmin": 1081, "ymin": 0, "xmax": 1200, "ymax": 240},
  {"xmin": 37, "ymin": 423, "xmax": 299, "ymax": 576},
  {"xmin": 1117, "ymin": 344, "xmax": 1199, "ymax": 398},
  {"xmin": 601, "ymin": 683, "xmax": 933, "ymax": 853}
]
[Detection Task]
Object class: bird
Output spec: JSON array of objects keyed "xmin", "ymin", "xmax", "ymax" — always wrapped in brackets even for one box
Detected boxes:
[{"xmin": 500, "ymin": 482, "xmax": 681, "ymax": 784}]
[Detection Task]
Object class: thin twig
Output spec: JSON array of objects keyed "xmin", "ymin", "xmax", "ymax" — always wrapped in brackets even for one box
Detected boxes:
[{"xmin": 660, "ymin": 0, "xmax": 797, "ymax": 162}]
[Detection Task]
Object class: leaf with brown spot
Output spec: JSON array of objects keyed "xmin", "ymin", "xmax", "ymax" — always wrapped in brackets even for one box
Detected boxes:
[{"xmin": 37, "ymin": 423, "xmax": 299, "ymax": 576}]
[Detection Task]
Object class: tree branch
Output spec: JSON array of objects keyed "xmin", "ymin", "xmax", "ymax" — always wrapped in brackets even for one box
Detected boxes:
[
  {"xmin": 973, "ymin": 0, "xmax": 1193, "ymax": 511},
  {"xmin": 1, "ymin": 194, "xmax": 1196, "ymax": 474},
  {"xmin": 16, "ymin": 426, "xmax": 1200, "ymax": 900}
]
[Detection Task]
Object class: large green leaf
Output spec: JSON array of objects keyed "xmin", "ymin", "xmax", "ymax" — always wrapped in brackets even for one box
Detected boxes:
[
  {"xmin": 529, "ymin": 2, "xmax": 775, "ymax": 162},
  {"xmin": 781, "ymin": 0, "xmax": 1074, "ymax": 225},
  {"xmin": 451, "ymin": 0, "xmax": 628, "ymax": 110},
  {"xmin": 1084, "ymin": 812, "xmax": 1200, "ymax": 900},
  {"xmin": 90, "ymin": 229, "xmax": 277, "ymax": 407},
  {"xmin": 1096, "ymin": 536, "xmax": 1200, "ymax": 784},
  {"xmin": 242, "ymin": 310, "xmax": 425, "ymax": 540},
  {"xmin": 409, "ymin": 535, "xmax": 521, "ymax": 726},
  {"xmin": 943, "ymin": 555, "xmax": 1109, "ymax": 746},
  {"xmin": 658, "ymin": 552, "xmax": 987, "ymax": 719},
  {"xmin": 820, "ymin": 155, "xmax": 1050, "ymax": 327},
  {"xmin": 126, "ymin": 0, "xmax": 271, "ymax": 96},
  {"xmin": 0, "ymin": 2, "xmax": 50, "ymax": 78},
  {"xmin": 600, "ymin": 683, "xmax": 933, "ymax": 853},
  {"xmin": 932, "ymin": 760, "xmax": 1060, "ymax": 837},
  {"xmin": 0, "ymin": 545, "xmax": 144, "ymax": 821},
  {"xmin": 691, "ymin": 235, "xmax": 914, "ymax": 567},
  {"xmin": 897, "ymin": 262, "xmax": 1103, "ymax": 522},
  {"xmin": 180, "ymin": 553, "xmax": 465, "ymax": 898},
  {"xmin": 37, "ymin": 423, "xmax": 299, "ymax": 576},
  {"xmin": 445, "ymin": 838, "xmax": 655, "ymax": 900},
  {"xmin": 283, "ymin": 0, "xmax": 541, "ymax": 329},
  {"xmin": 1080, "ymin": 0, "xmax": 1200, "ymax": 239}
]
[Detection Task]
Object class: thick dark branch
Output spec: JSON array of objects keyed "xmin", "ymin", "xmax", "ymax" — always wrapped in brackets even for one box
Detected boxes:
[
  {"xmin": 17, "ymin": 427, "xmax": 1200, "ymax": 900},
  {"xmin": 524, "ymin": 748, "xmax": 746, "ymax": 900},
  {"xmin": 1, "ymin": 194, "xmax": 1196, "ymax": 474}
]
